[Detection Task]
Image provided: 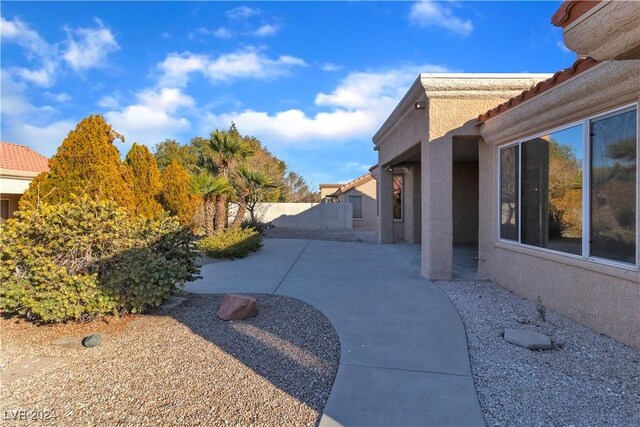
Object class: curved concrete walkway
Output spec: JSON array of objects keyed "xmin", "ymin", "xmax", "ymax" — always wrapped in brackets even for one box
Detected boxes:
[{"xmin": 186, "ymin": 239, "xmax": 484, "ymax": 426}]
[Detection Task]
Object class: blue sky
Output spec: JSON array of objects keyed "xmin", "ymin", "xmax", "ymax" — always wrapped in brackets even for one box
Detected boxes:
[{"xmin": 1, "ymin": 1, "xmax": 573, "ymax": 186}]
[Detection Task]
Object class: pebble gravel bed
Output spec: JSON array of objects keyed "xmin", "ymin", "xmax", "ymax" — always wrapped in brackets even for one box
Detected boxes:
[
  {"xmin": 263, "ymin": 227, "xmax": 377, "ymax": 243},
  {"xmin": 435, "ymin": 279, "xmax": 640, "ymax": 427},
  {"xmin": 0, "ymin": 294, "xmax": 340, "ymax": 426}
]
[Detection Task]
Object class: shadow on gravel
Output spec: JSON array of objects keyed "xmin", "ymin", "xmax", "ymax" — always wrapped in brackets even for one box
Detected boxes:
[{"xmin": 163, "ymin": 293, "xmax": 341, "ymax": 415}]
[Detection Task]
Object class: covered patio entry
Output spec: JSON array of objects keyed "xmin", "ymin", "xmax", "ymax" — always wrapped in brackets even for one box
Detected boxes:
[{"xmin": 372, "ymin": 73, "xmax": 548, "ymax": 280}]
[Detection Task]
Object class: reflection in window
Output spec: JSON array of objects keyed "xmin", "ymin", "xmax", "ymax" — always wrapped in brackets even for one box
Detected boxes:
[
  {"xmin": 521, "ymin": 125, "xmax": 583, "ymax": 255},
  {"xmin": 393, "ymin": 175, "xmax": 403, "ymax": 220},
  {"xmin": 349, "ymin": 195, "xmax": 362, "ymax": 219},
  {"xmin": 500, "ymin": 146, "xmax": 519, "ymax": 241},
  {"xmin": 590, "ymin": 109, "xmax": 637, "ymax": 264}
]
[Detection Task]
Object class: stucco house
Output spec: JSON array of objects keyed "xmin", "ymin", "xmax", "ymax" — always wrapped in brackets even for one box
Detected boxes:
[
  {"xmin": 320, "ymin": 173, "xmax": 377, "ymax": 229},
  {"xmin": 0, "ymin": 141, "xmax": 50, "ymax": 221},
  {"xmin": 371, "ymin": 0, "xmax": 639, "ymax": 349}
]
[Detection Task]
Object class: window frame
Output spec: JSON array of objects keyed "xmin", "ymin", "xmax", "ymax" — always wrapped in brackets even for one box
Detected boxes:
[{"xmin": 496, "ymin": 103, "xmax": 638, "ymax": 270}]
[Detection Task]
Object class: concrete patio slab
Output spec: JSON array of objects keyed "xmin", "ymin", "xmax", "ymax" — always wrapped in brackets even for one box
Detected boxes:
[
  {"xmin": 187, "ymin": 239, "xmax": 309, "ymax": 293},
  {"xmin": 185, "ymin": 238, "xmax": 484, "ymax": 426}
]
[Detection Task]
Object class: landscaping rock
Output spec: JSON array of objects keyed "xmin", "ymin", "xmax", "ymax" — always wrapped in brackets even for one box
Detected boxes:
[
  {"xmin": 504, "ymin": 328, "xmax": 552, "ymax": 350},
  {"xmin": 82, "ymin": 333, "xmax": 102, "ymax": 348},
  {"xmin": 216, "ymin": 294, "xmax": 258, "ymax": 321}
]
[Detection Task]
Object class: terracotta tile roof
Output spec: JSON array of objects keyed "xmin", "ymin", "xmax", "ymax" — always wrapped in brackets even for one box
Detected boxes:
[
  {"xmin": 331, "ymin": 173, "xmax": 374, "ymax": 197},
  {"xmin": 552, "ymin": 0, "xmax": 602, "ymax": 28},
  {"xmin": 477, "ymin": 57, "xmax": 600, "ymax": 123},
  {"xmin": 0, "ymin": 141, "xmax": 50, "ymax": 173}
]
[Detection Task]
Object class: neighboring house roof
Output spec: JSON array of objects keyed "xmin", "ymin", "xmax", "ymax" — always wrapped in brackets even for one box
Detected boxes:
[
  {"xmin": 330, "ymin": 173, "xmax": 374, "ymax": 197},
  {"xmin": 552, "ymin": 0, "xmax": 602, "ymax": 28},
  {"xmin": 0, "ymin": 141, "xmax": 50, "ymax": 175},
  {"xmin": 477, "ymin": 56, "xmax": 600, "ymax": 123}
]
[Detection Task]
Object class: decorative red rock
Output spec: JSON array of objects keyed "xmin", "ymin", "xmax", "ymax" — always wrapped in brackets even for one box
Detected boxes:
[{"xmin": 216, "ymin": 294, "xmax": 258, "ymax": 321}]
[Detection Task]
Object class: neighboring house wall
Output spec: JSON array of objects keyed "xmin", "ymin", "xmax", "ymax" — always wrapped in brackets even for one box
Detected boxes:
[
  {"xmin": 0, "ymin": 142, "xmax": 50, "ymax": 221},
  {"xmin": 337, "ymin": 177, "xmax": 377, "ymax": 229},
  {"xmin": 479, "ymin": 59, "xmax": 640, "ymax": 349},
  {"xmin": 234, "ymin": 203, "xmax": 353, "ymax": 230}
]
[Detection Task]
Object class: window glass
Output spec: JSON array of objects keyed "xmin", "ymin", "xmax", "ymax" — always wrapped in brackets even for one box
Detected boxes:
[
  {"xmin": 521, "ymin": 125, "xmax": 583, "ymax": 255},
  {"xmin": 590, "ymin": 108, "xmax": 637, "ymax": 264},
  {"xmin": 393, "ymin": 175, "xmax": 403, "ymax": 220},
  {"xmin": 349, "ymin": 195, "xmax": 362, "ymax": 219},
  {"xmin": 500, "ymin": 145, "xmax": 519, "ymax": 241}
]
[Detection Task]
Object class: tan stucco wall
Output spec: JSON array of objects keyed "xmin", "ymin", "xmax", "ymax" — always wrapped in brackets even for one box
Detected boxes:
[
  {"xmin": 320, "ymin": 185, "xmax": 341, "ymax": 199},
  {"xmin": 479, "ymin": 60, "xmax": 640, "ymax": 349},
  {"xmin": 340, "ymin": 178, "xmax": 377, "ymax": 229}
]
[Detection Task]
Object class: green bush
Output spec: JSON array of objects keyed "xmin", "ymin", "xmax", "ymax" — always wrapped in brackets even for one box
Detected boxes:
[
  {"xmin": 241, "ymin": 218, "xmax": 267, "ymax": 232},
  {"xmin": 198, "ymin": 227, "xmax": 263, "ymax": 259},
  {"xmin": 0, "ymin": 196, "xmax": 200, "ymax": 322}
]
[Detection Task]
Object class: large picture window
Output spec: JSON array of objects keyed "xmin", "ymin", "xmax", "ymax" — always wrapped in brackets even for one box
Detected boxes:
[{"xmin": 498, "ymin": 105, "xmax": 637, "ymax": 266}]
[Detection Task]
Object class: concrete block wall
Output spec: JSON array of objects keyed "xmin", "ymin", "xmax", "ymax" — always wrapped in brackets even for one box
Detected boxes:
[{"xmin": 244, "ymin": 203, "xmax": 353, "ymax": 230}]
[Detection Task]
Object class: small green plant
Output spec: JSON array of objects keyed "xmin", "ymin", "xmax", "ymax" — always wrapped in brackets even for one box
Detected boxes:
[
  {"xmin": 536, "ymin": 296, "xmax": 547, "ymax": 323},
  {"xmin": 241, "ymin": 218, "xmax": 267, "ymax": 232},
  {"xmin": 198, "ymin": 227, "xmax": 263, "ymax": 259}
]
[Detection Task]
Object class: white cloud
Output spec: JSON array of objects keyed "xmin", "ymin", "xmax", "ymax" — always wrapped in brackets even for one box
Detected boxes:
[
  {"xmin": 321, "ymin": 63, "xmax": 341, "ymax": 72},
  {"xmin": 97, "ymin": 95, "xmax": 119, "ymax": 109},
  {"xmin": 206, "ymin": 63, "xmax": 449, "ymax": 146},
  {"xmin": 43, "ymin": 91, "xmax": 72, "ymax": 103},
  {"xmin": 63, "ymin": 18, "xmax": 120, "ymax": 71},
  {"xmin": 213, "ymin": 27, "xmax": 233, "ymax": 39},
  {"xmin": 339, "ymin": 161, "xmax": 371, "ymax": 173},
  {"xmin": 4, "ymin": 120, "xmax": 75, "ymax": 156},
  {"xmin": 1, "ymin": 15, "xmax": 58, "ymax": 87},
  {"xmin": 0, "ymin": 15, "xmax": 50, "ymax": 57},
  {"xmin": 409, "ymin": 0, "xmax": 473, "ymax": 37},
  {"xmin": 226, "ymin": 6, "xmax": 260, "ymax": 19},
  {"xmin": 104, "ymin": 87, "xmax": 194, "ymax": 150},
  {"xmin": 252, "ymin": 24, "xmax": 278, "ymax": 37},
  {"xmin": 158, "ymin": 47, "xmax": 308, "ymax": 87},
  {"xmin": 556, "ymin": 40, "xmax": 572, "ymax": 54}
]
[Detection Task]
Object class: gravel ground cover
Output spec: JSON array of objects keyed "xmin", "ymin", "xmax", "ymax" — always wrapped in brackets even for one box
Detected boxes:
[
  {"xmin": 1, "ymin": 294, "xmax": 340, "ymax": 426},
  {"xmin": 263, "ymin": 227, "xmax": 377, "ymax": 243},
  {"xmin": 435, "ymin": 279, "xmax": 640, "ymax": 427}
]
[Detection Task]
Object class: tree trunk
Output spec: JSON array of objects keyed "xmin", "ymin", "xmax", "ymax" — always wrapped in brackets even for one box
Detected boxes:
[
  {"xmin": 214, "ymin": 194, "xmax": 227, "ymax": 231},
  {"xmin": 204, "ymin": 198, "xmax": 214, "ymax": 236},
  {"xmin": 232, "ymin": 201, "xmax": 247, "ymax": 228}
]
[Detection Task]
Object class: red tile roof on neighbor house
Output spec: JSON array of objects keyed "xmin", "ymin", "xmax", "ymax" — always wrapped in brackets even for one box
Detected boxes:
[
  {"xmin": 552, "ymin": 0, "xmax": 602, "ymax": 28},
  {"xmin": 0, "ymin": 141, "xmax": 50, "ymax": 173},
  {"xmin": 477, "ymin": 56, "xmax": 600, "ymax": 123}
]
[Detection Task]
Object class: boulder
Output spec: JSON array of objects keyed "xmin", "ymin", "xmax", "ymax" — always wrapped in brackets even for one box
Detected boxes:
[
  {"xmin": 504, "ymin": 328, "xmax": 552, "ymax": 350},
  {"xmin": 216, "ymin": 294, "xmax": 258, "ymax": 321},
  {"xmin": 81, "ymin": 334, "xmax": 102, "ymax": 348}
]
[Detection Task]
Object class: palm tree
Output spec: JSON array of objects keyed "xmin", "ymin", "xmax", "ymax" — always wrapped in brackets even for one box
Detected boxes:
[
  {"xmin": 191, "ymin": 171, "xmax": 232, "ymax": 236},
  {"xmin": 231, "ymin": 166, "xmax": 276, "ymax": 228},
  {"xmin": 209, "ymin": 129, "xmax": 255, "ymax": 230}
]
